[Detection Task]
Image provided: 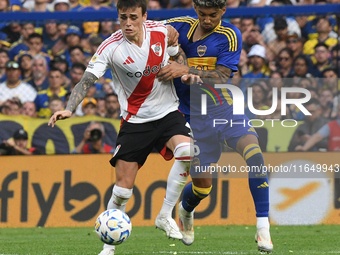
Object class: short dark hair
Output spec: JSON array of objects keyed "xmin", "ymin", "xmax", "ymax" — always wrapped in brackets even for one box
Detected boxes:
[
  {"xmin": 71, "ymin": 62, "xmax": 86, "ymax": 72},
  {"xmin": 28, "ymin": 33, "xmax": 43, "ymax": 42},
  {"xmin": 69, "ymin": 46, "xmax": 84, "ymax": 54},
  {"xmin": 49, "ymin": 94, "xmax": 63, "ymax": 103},
  {"xmin": 0, "ymin": 48, "xmax": 9, "ymax": 57},
  {"xmin": 105, "ymin": 92, "xmax": 118, "ymax": 100},
  {"xmin": 193, "ymin": 0, "xmax": 227, "ymax": 8},
  {"xmin": 49, "ymin": 66, "xmax": 63, "ymax": 75},
  {"xmin": 117, "ymin": 0, "xmax": 147, "ymax": 15},
  {"xmin": 322, "ymin": 67, "xmax": 337, "ymax": 77},
  {"xmin": 305, "ymin": 97, "xmax": 320, "ymax": 107},
  {"xmin": 314, "ymin": 42, "xmax": 329, "ymax": 51}
]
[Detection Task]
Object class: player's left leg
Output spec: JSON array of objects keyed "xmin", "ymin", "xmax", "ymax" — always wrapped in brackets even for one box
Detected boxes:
[
  {"xmin": 233, "ymin": 134, "xmax": 273, "ymax": 252},
  {"xmin": 156, "ymin": 134, "xmax": 193, "ymax": 240}
]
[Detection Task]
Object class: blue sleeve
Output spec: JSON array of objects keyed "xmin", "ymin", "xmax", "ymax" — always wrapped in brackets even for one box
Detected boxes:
[
  {"xmin": 216, "ymin": 26, "xmax": 242, "ymax": 72},
  {"xmin": 317, "ymin": 123, "xmax": 330, "ymax": 138}
]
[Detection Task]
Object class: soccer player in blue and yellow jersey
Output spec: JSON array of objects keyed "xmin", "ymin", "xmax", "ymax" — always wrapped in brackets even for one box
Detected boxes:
[{"xmin": 155, "ymin": 0, "xmax": 273, "ymax": 252}]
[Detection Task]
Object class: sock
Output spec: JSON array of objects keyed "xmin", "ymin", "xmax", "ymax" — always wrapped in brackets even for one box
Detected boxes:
[
  {"xmin": 160, "ymin": 142, "xmax": 192, "ymax": 217},
  {"xmin": 182, "ymin": 182, "xmax": 212, "ymax": 212},
  {"xmin": 243, "ymin": 144, "xmax": 269, "ymax": 218},
  {"xmin": 257, "ymin": 217, "xmax": 270, "ymax": 230},
  {"xmin": 103, "ymin": 185, "xmax": 133, "ymax": 251}
]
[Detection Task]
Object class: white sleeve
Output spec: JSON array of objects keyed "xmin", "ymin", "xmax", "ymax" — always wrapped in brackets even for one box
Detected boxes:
[{"xmin": 86, "ymin": 50, "xmax": 110, "ymax": 79}]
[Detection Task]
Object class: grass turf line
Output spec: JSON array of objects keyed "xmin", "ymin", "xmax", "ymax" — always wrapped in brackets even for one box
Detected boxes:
[{"xmin": 0, "ymin": 225, "xmax": 339, "ymax": 254}]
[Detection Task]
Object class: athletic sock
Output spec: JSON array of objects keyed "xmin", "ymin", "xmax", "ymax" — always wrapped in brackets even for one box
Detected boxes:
[
  {"xmin": 182, "ymin": 182, "xmax": 212, "ymax": 212},
  {"xmin": 243, "ymin": 144, "xmax": 269, "ymax": 217}
]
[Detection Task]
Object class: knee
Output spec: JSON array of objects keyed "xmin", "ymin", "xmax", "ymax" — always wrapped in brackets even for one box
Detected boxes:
[{"xmin": 174, "ymin": 142, "xmax": 193, "ymax": 167}]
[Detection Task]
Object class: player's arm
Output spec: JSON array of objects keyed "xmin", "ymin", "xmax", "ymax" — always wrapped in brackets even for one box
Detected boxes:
[
  {"xmin": 48, "ymin": 71, "xmax": 98, "ymax": 127},
  {"xmin": 188, "ymin": 65, "xmax": 232, "ymax": 85}
]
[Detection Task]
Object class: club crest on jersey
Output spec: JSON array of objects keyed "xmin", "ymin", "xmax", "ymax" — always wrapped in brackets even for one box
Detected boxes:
[
  {"xmin": 151, "ymin": 42, "xmax": 162, "ymax": 57},
  {"xmin": 197, "ymin": 45, "xmax": 207, "ymax": 57}
]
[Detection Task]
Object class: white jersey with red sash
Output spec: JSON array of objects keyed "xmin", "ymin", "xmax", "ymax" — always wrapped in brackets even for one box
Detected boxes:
[{"xmin": 86, "ymin": 20, "xmax": 179, "ymax": 123}]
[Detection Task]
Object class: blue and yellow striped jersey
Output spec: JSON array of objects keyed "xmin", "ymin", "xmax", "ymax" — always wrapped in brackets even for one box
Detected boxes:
[{"xmin": 166, "ymin": 17, "xmax": 242, "ymax": 115}]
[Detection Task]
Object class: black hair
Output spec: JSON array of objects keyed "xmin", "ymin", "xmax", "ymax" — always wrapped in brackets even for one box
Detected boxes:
[{"xmin": 193, "ymin": 0, "xmax": 227, "ymax": 8}]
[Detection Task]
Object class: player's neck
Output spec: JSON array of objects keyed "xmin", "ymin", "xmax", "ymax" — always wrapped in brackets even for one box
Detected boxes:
[
  {"xmin": 126, "ymin": 30, "xmax": 144, "ymax": 47},
  {"xmin": 193, "ymin": 25, "xmax": 210, "ymax": 42}
]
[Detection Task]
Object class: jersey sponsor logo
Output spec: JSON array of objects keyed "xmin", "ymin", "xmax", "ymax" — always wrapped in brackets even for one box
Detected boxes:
[
  {"xmin": 197, "ymin": 45, "xmax": 207, "ymax": 57},
  {"xmin": 126, "ymin": 62, "xmax": 164, "ymax": 78},
  {"xmin": 151, "ymin": 42, "xmax": 162, "ymax": 57}
]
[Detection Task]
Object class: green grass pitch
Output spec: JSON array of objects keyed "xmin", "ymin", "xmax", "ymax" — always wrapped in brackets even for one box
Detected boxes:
[{"xmin": 0, "ymin": 225, "xmax": 339, "ymax": 254}]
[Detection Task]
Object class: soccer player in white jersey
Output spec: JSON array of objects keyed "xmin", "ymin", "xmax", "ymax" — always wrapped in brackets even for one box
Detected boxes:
[{"xmin": 48, "ymin": 0, "xmax": 200, "ymax": 254}]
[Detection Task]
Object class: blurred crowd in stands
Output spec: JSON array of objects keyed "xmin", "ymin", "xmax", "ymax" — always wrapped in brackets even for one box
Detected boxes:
[{"xmin": 0, "ymin": 0, "xmax": 339, "ymax": 153}]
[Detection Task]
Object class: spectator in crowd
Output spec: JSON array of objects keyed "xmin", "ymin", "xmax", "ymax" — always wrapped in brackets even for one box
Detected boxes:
[
  {"xmin": 0, "ymin": 128, "xmax": 40, "ymax": 155},
  {"xmin": 172, "ymin": 0, "xmax": 192, "ymax": 8},
  {"xmin": 0, "ymin": 48, "xmax": 9, "ymax": 82},
  {"xmin": 269, "ymin": 71, "xmax": 284, "ymax": 90},
  {"xmin": 290, "ymin": 54, "xmax": 313, "ymax": 78},
  {"xmin": 95, "ymin": 20, "xmax": 115, "ymax": 40},
  {"xmin": 48, "ymin": 95, "xmax": 64, "ymax": 116},
  {"xmin": 276, "ymin": 48, "xmax": 294, "ymax": 77},
  {"xmin": 72, "ymin": 121, "xmax": 114, "ymax": 154},
  {"xmin": 34, "ymin": 67, "xmax": 68, "ymax": 117},
  {"xmin": 54, "ymin": 0, "xmax": 70, "ymax": 11},
  {"xmin": 330, "ymin": 45, "xmax": 340, "ymax": 71},
  {"xmin": 101, "ymin": 81, "xmax": 114, "ymax": 94},
  {"xmin": 295, "ymin": 101, "xmax": 340, "ymax": 151},
  {"xmin": 57, "ymin": 26, "xmax": 82, "ymax": 66},
  {"xmin": 0, "ymin": 32, "xmax": 11, "ymax": 51},
  {"xmin": 22, "ymin": 101, "xmax": 37, "ymax": 117},
  {"xmin": 50, "ymin": 22, "xmax": 69, "ymax": 56},
  {"xmin": 15, "ymin": 33, "xmax": 51, "ymax": 64},
  {"xmin": 69, "ymin": 0, "xmax": 82, "ymax": 11},
  {"xmin": 285, "ymin": 32, "xmax": 303, "ymax": 59},
  {"xmin": 50, "ymin": 55, "xmax": 69, "ymax": 75},
  {"xmin": 68, "ymin": 62, "xmax": 86, "ymax": 91},
  {"xmin": 78, "ymin": 0, "xmax": 113, "ymax": 37},
  {"xmin": 322, "ymin": 68, "xmax": 339, "ymax": 95},
  {"xmin": 238, "ymin": 49, "xmax": 249, "ymax": 76},
  {"xmin": 229, "ymin": 18, "xmax": 241, "ymax": 31},
  {"xmin": 31, "ymin": 0, "xmax": 50, "ymax": 12},
  {"xmin": 42, "ymin": 21, "xmax": 60, "ymax": 53},
  {"xmin": 243, "ymin": 45, "xmax": 270, "ymax": 82},
  {"xmin": 82, "ymin": 97, "xmax": 97, "ymax": 116},
  {"xmin": 303, "ymin": 16, "xmax": 338, "ymax": 56},
  {"xmin": 289, "ymin": 98, "xmax": 328, "ymax": 149},
  {"xmin": 105, "ymin": 92, "xmax": 120, "ymax": 119},
  {"xmin": 28, "ymin": 54, "xmax": 50, "ymax": 91},
  {"xmin": 147, "ymin": 0, "xmax": 162, "ymax": 9},
  {"xmin": 266, "ymin": 18, "xmax": 289, "ymax": 60},
  {"xmin": 18, "ymin": 53, "xmax": 33, "ymax": 81},
  {"xmin": 69, "ymin": 46, "xmax": 88, "ymax": 66},
  {"xmin": 89, "ymin": 36, "xmax": 104, "ymax": 55},
  {"xmin": 319, "ymin": 88, "xmax": 337, "ymax": 119},
  {"xmin": 261, "ymin": 14, "xmax": 301, "ymax": 45},
  {"xmin": 96, "ymin": 97, "xmax": 106, "ymax": 117},
  {"xmin": 309, "ymin": 43, "xmax": 332, "ymax": 78},
  {"xmin": 0, "ymin": 61, "xmax": 37, "ymax": 104},
  {"xmin": 8, "ymin": 22, "xmax": 35, "ymax": 60},
  {"xmin": 244, "ymin": 82, "xmax": 269, "ymax": 119},
  {"xmin": 243, "ymin": 24, "xmax": 263, "ymax": 52},
  {"xmin": 1, "ymin": 98, "xmax": 23, "ymax": 115}
]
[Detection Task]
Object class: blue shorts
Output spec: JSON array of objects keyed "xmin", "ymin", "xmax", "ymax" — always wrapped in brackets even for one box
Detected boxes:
[{"xmin": 187, "ymin": 104, "xmax": 258, "ymax": 174}]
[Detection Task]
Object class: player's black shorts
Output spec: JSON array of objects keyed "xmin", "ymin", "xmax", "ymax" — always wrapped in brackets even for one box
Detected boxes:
[{"xmin": 109, "ymin": 110, "xmax": 191, "ymax": 167}]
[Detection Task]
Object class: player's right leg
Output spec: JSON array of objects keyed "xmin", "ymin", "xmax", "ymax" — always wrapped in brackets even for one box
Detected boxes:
[
  {"xmin": 99, "ymin": 159, "xmax": 138, "ymax": 255},
  {"xmin": 178, "ymin": 173, "xmax": 212, "ymax": 245}
]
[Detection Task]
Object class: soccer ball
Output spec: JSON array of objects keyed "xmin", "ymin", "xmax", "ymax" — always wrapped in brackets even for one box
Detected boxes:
[{"xmin": 94, "ymin": 209, "xmax": 132, "ymax": 245}]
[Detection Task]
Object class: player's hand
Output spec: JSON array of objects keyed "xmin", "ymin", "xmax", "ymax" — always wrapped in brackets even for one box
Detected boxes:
[
  {"xmin": 166, "ymin": 25, "xmax": 179, "ymax": 47},
  {"xmin": 48, "ymin": 110, "xmax": 72, "ymax": 127},
  {"xmin": 181, "ymin": 74, "xmax": 203, "ymax": 85},
  {"xmin": 157, "ymin": 60, "xmax": 189, "ymax": 82}
]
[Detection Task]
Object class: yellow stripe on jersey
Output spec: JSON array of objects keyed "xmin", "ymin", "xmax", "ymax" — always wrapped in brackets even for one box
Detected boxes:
[
  {"xmin": 187, "ymin": 57, "xmax": 217, "ymax": 70},
  {"xmin": 187, "ymin": 19, "xmax": 199, "ymax": 40},
  {"xmin": 221, "ymin": 88, "xmax": 233, "ymax": 105},
  {"xmin": 216, "ymin": 28, "xmax": 237, "ymax": 51},
  {"xmin": 167, "ymin": 17, "xmax": 196, "ymax": 25}
]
